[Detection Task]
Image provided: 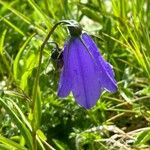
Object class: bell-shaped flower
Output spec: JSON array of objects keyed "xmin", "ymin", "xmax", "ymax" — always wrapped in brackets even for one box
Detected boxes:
[{"xmin": 58, "ymin": 22, "xmax": 117, "ymax": 109}]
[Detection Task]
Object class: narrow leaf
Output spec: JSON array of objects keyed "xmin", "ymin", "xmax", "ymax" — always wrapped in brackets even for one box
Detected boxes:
[
  {"xmin": 0, "ymin": 135, "xmax": 27, "ymax": 150},
  {"xmin": 0, "ymin": 29, "xmax": 7, "ymax": 54},
  {"xmin": 13, "ymin": 33, "xmax": 35, "ymax": 80},
  {"xmin": 0, "ymin": 97, "xmax": 34, "ymax": 149},
  {"xmin": 2, "ymin": 17, "xmax": 25, "ymax": 36}
]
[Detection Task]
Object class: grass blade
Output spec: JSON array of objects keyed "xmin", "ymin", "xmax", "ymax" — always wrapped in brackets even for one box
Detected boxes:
[
  {"xmin": 134, "ymin": 129, "xmax": 150, "ymax": 146},
  {"xmin": 0, "ymin": 135, "xmax": 27, "ymax": 150},
  {"xmin": 0, "ymin": 97, "xmax": 34, "ymax": 149},
  {"xmin": 27, "ymin": 0, "xmax": 51, "ymax": 28},
  {"xmin": 13, "ymin": 33, "xmax": 35, "ymax": 80},
  {"xmin": 1, "ymin": 17, "xmax": 25, "ymax": 36},
  {"xmin": 0, "ymin": 29, "xmax": 7, "ymax": 54}
]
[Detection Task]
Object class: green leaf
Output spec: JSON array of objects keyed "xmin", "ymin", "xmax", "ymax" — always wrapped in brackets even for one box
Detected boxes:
[
  {"xmin": 0, "ymin": 144, "xmax": 13, "ymax": 150},
  {"xmin": 13, "ymin": 33, "xmax": 35, "ymax": 80},
  {"xmin": 0, "ymin": 0, "xmax": 45, "ymax": 34},
  {"xmin": 0, "ymin": 97, "xmax": 34, "ymax": 149},
  {"xmin": 0, "ymin": 29, "xmax": 7, "ymax": 54},
  {"xmin": 81, "ymin": 8, "xmax": 101, "ymax": 23},
  {"xmin": 32, "ymin": 85, "xmax": 41, "ymax": 130},
  {"xmin": 134, "ymin": 129, "xmax": 150, "ymax": 146},
  {"xmin": 52, "ymin": 139, "xmax": 66, "ymax": 150},
  {"xmin": 37, "ymin": 129, "xmax": 47, "ymax": 141},
  {"xmin": 11, "ymin": 100, "xmax": 32, "ymax": 131},
  {"xmin": 0, "ymin": 135, "xmax": 27, "ymax": 150},
  {"xmin": 1, "ymin": 17, "xmax": 25, "ymax": 36},
  {"xmin": 27, "ymin": 0, "xmax": 51, "ymax": 28},
  {"xmin": 20, "ymin": 53, "xmax": 37, "ymax": 90}
]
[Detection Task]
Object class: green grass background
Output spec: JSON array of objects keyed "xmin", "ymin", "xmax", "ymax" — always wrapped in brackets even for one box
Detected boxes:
[{"xmin": 0, "ymin": 0, "xmax": 150, "ymax": 149}]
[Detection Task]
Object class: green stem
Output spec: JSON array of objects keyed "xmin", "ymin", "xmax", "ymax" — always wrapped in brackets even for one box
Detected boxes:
[
  {"xmin": 32, "ymin": 21, "xmax": 62, "ymax": 111},
  {"xmin": 31, "ymin": 20, "xmax": 69, "ymax": 150}
]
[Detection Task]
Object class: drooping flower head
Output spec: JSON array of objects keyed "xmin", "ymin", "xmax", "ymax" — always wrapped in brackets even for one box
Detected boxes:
[
  {"xmin": 50, "ymin": 42, "xmax": 63, "ymax": 70},
  {"xmin": 58, "ymin": 20, "xmax": 117, "ymax": 109}
]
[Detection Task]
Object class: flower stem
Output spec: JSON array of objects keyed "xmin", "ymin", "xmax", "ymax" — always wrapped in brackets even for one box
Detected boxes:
[{"xmin": 31, "ymin": 20, "xmax": 68, "ymax": 150}]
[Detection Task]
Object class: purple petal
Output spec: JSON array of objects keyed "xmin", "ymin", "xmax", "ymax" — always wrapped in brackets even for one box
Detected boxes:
[
  {"xmin": 82, "ymin": 33, "xmax": 117, "ymax": 92},
  {"xmin": 58, "ymin": 42, "xmax": 72, "ymax": 97},
  {"xmin": 68, "ymin": 38, "xmax": 102, "ymax": 109}
]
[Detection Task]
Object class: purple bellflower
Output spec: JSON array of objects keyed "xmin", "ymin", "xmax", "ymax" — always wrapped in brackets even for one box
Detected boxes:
[{"xmin": 58, "ymin": 21, "xmax": 117, "ymax": 109}]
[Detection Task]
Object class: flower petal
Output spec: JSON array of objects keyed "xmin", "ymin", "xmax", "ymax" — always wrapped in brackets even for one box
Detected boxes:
[
  {"xmin": 69, "ymin": 38, "xmax": 102, "ymax": 109},
  {"xmin": 82, "ymin": 33, "xmax": 117, "ymax": 92},
  {"xmin": 58, "ymin": 42, "xmax": 72, "ymax": 97}
]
